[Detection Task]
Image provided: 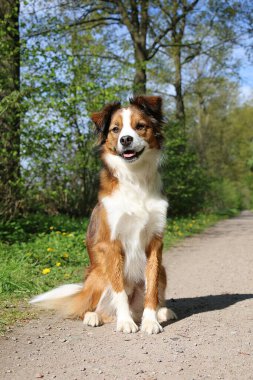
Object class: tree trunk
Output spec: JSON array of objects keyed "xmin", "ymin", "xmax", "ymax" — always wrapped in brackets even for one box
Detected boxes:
[
  {"xmin": 133, "ymin": 40, "xmax": 147, "ymax": 95},
  {"xmin": 0, "ymin": 0, "xmax": 21, "ymax": 219},
  {"xmin": 115, "ymin": 1, "xmax": 148, "ymax": 95},
  {"xmin": 173, "ymin": 45, "xmax": 185, "ymax": 127}
]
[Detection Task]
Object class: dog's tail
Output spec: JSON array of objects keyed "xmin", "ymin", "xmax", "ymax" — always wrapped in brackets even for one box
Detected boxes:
[{"xmin": 29, "ymin": 283, "xmax": 94, "ymax": 319}]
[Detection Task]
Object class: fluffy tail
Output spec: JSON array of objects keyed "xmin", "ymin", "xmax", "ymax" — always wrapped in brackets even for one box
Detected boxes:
[{"xmin": 30, "ymin": 284, "xmax": 92, "ymax": 319}]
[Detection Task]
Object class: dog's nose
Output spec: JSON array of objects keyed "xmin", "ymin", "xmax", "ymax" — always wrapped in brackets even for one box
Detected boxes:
[{"xmin": 120, "ymin": 135, "xmax": 133, "ymax": 147}]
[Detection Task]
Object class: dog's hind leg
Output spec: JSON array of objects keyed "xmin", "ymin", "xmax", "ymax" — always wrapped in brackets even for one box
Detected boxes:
[
  {"xmin": 129, "ymin": 284, "xmax": 144, "ymax": 324},
  {"xmin": 157, "ymin": 264, "xmax": 177, "ymax": 323},
  {"xmin": 82, "ymin": 266, "xmax": 109, "ymax": 327}
]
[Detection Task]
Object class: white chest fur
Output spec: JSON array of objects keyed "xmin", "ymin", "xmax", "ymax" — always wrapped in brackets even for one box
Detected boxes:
[{"xmin": 102, "ymin": 152, "xmax": 168, "ymax": 283}]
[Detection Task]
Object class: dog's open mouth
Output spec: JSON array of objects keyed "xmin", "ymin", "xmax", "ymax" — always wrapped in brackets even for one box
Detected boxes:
[{"xmin": 121, "ymin": 147, "xmax": 145, "ymax": 162}]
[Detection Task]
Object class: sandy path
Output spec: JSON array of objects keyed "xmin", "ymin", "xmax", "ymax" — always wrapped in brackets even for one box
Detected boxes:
[{"xmin": 1, "ymin": 211, "xmax": 253, "ymax": 380}]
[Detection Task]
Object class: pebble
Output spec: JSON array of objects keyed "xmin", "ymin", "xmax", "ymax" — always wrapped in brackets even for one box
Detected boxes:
[{"xmin": 35, "ymin": 374, "xmax": 44, "ymax": 378}]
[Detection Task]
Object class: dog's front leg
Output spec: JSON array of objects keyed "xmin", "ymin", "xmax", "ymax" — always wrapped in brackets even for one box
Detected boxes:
[
  {"xmin": 106, "ymin": 240, "xmax": 138, "ymax": 333},
  {"xmin": 141, "ymin": 235, "xmax": 163, "ymax": 334}
]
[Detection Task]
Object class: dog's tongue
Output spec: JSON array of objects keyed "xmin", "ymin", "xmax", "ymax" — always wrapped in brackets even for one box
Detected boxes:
[{"xmin": 123, "ymin": 151, "xmax": 136, "ymax": 158}]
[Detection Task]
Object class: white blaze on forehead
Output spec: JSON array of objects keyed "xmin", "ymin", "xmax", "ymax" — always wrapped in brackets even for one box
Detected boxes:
[
  {"xmin": 120, "ymin": 108, "xmax": 134, "ymax": 138},
  {"xmin": 117, "ymin": 108, "xmax": 147, "ymax": 153}
]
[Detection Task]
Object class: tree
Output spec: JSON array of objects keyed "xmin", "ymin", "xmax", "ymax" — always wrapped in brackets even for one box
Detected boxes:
[
  {"xmin": 20, "ymin": 1, "xmax": 130, "ymax": 215},
  {"xmin": 148, "ymin": 0, "xmax": 253, "ymax": 128},
  {"xmin": 26, "ymin": 0, "xmax": 200, "ymax": 95},
  {"xmin": 0, "ymin": 0, "xmax": 21, "ymax": 219}
]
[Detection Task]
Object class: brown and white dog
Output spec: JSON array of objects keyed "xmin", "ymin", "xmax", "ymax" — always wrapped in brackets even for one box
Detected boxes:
[{"xmin": 30, "ymin": 96, "xmax": 176, "ymax": 334}]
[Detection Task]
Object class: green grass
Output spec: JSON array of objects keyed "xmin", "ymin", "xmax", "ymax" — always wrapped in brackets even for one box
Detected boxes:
[
  {"xmin": 163, "ymin": 213, "xmax": 225, "ymax": 248},
  {"xmin": 0, "ymin": 212, "xmax": 226, "ymax": 334}
]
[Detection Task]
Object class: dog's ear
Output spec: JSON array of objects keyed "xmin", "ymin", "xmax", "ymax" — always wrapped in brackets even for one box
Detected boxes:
[
  {"xmin": 91, "ymin": 102, "xmax": 121, "ymax": 144},
  {"xmin": 129, "ymin": 96, "xmax": 163, "ymax": 124}
]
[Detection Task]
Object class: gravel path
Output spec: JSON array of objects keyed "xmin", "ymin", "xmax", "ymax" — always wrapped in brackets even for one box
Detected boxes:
[{"xmin": 1, "ymin": 211, "xmax": 253, "ymax": 380}]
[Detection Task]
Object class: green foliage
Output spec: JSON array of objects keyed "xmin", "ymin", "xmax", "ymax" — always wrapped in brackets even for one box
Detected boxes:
[
  {"xmin": 18, "ymin": 4, "xmax": 132, "ymax": 216},
  {"xmin": 162, "ymin": 122, "xmax": 208, "ymax": 216},
  {"xmin": 206, "ymin": 178, "xmax": 241, "ymax": 213},
  {"xmin": 206, "ymin": 178, "xmax": 253, "ymax": 214},
  {"xmin": 0, "ymin": 213, "xmax": 87, "ymax": 244},
  {"xmin": 0, "ymin": 0, "xmax": 22, "ymax": 220}
]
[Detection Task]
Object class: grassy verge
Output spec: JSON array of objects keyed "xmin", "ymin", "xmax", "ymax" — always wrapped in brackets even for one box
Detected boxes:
[
  {"xmin": 163, "ymin": 213, "xmax": 225, "ymax": 248},
  {"xmin": 0, "ymin": 212, "xmax": 226, "ymax": 334}
]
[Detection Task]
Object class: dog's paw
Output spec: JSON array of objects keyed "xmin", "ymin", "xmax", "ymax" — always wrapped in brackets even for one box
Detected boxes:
[
  {"xmin": 157, "ymin": 307, "xmax": 177, "ymax": 323},
  {"xmin": 117, "ymin": 319, "xmax": 139, "ymax": 333},
  {"xmin": 141, "ymin": 319, "xmax": 163, "ymax": 334},
  {"xmin": 83, "ymin": 312, "xmax": 101, "ymax": 327}
]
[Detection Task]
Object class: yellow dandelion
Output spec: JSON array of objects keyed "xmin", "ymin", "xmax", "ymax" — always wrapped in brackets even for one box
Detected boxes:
[
  {"xmin": 63, "ymin": 253, "xmax": 69, "ymax": 258},
  {"xmin": 188, "ymin": 223, "xmax": 193, "ymax": 228},
  {"xmin": 67, "ymin": 233, "xmax": 74, "ymax": 237},
  {"xmin": 62, "ymin": 232, "xmax": 67, "ymax": 236},
  {"xmin": 49, "ymin": 226, "xmax": 54, "ymax": 230},
  {"xmin": 55, "ymin": 262, "xmax": 61, "ymax": 267},
  {"xmin": 47, "ymin": 247, "xmax": 54, "ymax": 252},
  {"xmin": 55, "ymin": 231, "xmax": 61, "ymax": 234},
  {"xmin": 42, "ymin": 268, "xmax": 51, "ymax": 275}
]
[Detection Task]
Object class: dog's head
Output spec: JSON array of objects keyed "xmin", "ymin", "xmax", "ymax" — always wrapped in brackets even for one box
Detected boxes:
[{"xmin": 91, "ymin": 96, "xmax": 164, "ymax": 165}]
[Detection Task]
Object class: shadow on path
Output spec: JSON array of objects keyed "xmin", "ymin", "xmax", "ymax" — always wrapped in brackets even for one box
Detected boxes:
[{"xmin": 164, "ymin": 293, "xmax": 253, "ymax": 324}]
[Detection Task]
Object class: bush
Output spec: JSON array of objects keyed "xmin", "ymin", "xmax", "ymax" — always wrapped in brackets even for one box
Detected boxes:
[
  {"xmin": 206, "ymin": 178, "xmax": 241, "ymax": 213},
  {"xmin": 0, "ymin": 213, "xmax": 87, "ymax": 244},
  {"xmin": 162, "ymin": 122, "xmax": 208, "ymax": 216}
]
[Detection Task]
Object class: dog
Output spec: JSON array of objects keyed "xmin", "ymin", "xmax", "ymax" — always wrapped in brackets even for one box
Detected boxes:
[{"xmin": 30, "ymin": 95, "xmax": 176, "ymax": 334}]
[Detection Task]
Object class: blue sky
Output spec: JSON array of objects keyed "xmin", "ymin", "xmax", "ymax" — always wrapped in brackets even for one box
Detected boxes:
[{"xmin": 234, "ymin": 46, "xmax": 253, "ymax": 102}]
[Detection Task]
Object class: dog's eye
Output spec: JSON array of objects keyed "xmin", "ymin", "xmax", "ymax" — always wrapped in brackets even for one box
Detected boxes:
[
  {"xmin": 111, "ymin": 126, "xmax": 119, "ymax": 133},
  {"xmin": 136, "ymin": 123, "xmax": 146, "ymax": 131}
]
